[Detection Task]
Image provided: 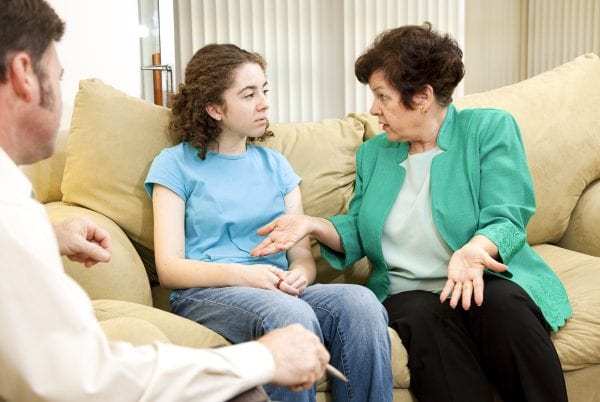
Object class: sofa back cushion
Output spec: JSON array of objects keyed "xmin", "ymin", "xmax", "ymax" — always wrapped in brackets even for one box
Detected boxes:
[
  {"xmin": 21, "ymin": 129, "xmax": 69, "ymax": 203},
  {"xmin": 61, "ymin": 79, "xmax": 173, "ymax": 250},
  {"xmin": 264, "ymin": 119, "xmax": 364, "ymax": 219},
  {"xmin": 453, "ymin": 53, "xmax": 600, "ymax": 245}
]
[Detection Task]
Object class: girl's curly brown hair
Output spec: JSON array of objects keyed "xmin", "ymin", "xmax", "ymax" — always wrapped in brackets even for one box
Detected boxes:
[{"xmin": 169, "ymin": 43, "xmax": 273, "ymax": 160}]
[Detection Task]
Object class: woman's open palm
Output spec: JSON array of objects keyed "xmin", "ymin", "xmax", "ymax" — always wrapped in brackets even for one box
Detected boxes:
[
  {"xmin": 440, "ymin": 243, "xmax": 507, "ymax": 310},
  {"xmin": 251, "ymin": 214, "xmax": 311, "ymax": 256}
]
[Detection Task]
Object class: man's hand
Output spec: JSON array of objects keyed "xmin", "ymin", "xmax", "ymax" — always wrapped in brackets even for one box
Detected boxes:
[
  {"xmin": 52, "ymin": 217, "xmax": 111, "ymax": 267},
  {"xmin": 258, "ymin": 324, "xmax": 329, "ymax": 392}
]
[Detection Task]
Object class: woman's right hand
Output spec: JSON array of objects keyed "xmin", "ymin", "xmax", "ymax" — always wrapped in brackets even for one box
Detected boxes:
[
  {"xmin": 440, "ymin": 235, "xmax": 508, "ymax": 309},
  {"xmin": 251, "ymin": 214, "xmax": 313, "ymax": 257},
  {"xmin": 239, "ymin": 264, "xmax": 300, "ymax": 296}
]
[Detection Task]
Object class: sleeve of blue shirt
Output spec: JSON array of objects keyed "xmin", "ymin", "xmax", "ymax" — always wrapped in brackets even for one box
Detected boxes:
[
  {"xmin": 144, "ymin": 146, "xmax": 186, "ymax": 200},
  {"xmin": 270, "ymin": 150, "xmax": 301, "ymax": 195}
]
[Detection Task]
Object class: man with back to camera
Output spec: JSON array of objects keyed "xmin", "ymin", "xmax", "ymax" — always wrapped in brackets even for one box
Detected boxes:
[{"xmin": 0, "ymin": 0, "xmax": 329, "ymax": 400}]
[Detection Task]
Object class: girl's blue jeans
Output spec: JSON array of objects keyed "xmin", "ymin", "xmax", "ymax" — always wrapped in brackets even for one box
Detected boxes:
[{"xmin": 171, "ymin": 283, "xmax": 393, "ymax": 402}]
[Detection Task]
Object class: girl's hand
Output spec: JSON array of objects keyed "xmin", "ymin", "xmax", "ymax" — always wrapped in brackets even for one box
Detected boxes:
[
  {"xmin": 239, "ymin": 264, "xmax": 300, "ymax": 296},
  {"xmin": 278, "ymin": 269, "xmax": 309, "ymax": 296},
  {"xmin": 440, "ymin": 242, "xmax": 507, "ymax": 310}
]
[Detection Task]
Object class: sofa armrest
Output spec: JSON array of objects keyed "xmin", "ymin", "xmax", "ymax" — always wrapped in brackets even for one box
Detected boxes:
[
  {"xmin": 45, "ymin": 202, "xmax": 153, "ymax": 306},
  {"xmin": 559, "ymin": 180, "xmax": 600, "ymax": 258}
]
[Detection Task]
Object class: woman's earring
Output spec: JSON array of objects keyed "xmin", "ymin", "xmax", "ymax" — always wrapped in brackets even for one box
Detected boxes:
[{"xmin": 419, "ymin": 106, "xmax": 428, "ymax": 114}]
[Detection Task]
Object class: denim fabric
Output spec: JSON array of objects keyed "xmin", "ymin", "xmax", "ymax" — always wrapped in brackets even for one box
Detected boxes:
[{"xmin": 171, "ymin": 283, "xmax": 393, "ymax": 402}]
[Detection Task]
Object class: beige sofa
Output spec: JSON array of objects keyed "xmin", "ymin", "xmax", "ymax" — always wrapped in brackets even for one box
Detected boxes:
[{"xmin": 24, "ymin": 53, "xmax": 600, "ymax": 401}]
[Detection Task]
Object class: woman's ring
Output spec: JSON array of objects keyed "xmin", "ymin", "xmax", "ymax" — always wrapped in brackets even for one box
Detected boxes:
[{"xmin": 276, "ymin": 278, "xmax": 284, "ymax": 289}]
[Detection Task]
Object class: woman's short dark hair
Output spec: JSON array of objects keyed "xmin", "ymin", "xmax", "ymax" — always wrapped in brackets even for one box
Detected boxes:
[
  {"xmin": 355, "ymin": 22, "xmax": 464, "ymax": 109},
  {"xmin": 169, "ymin": 43, "xmax": 272, "ymax": 160},
  {"xmin": 0, "ymin": 0, "xmax": 65, "ymax": 82}
]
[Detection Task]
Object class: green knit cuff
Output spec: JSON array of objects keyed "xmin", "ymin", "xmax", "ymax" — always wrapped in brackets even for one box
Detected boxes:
[{"xmin": 475, "ymin": 223, "xmax": 526, "ymax": 263}]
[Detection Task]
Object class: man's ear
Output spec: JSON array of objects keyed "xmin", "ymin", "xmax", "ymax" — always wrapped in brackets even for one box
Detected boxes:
[
  {"xmin": 206, "ymin": 104, "xmax": 223, "ymax": 121},
  {"xmin": 8, "ymin": 52, "xmax": 37, "ymax": 102}
]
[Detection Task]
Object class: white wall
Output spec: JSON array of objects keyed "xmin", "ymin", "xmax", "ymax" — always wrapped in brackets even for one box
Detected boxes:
[{"xmin": 48, "ymin": 0, "xmax": 141, "ymax": 130}]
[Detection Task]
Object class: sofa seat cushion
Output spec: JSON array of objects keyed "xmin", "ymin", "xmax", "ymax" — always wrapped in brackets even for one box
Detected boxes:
[
  {"xmin": 389, "ymin": 328, "xmax": 410, "ymax": 388},
  {"xmin": 99, "ymin": 316, "xmax": 170, "ymax": 345},
  {"xmin": 534, "ymin": 244, "xmax": 600, "ymax": 370},
  {"xmin": 93, "ymin": 299, "xmax": 229, "ymax": 349}
]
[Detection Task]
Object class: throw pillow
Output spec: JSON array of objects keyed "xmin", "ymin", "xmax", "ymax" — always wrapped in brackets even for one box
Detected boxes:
[{"xmin": 61, "ymin": 79, "xmax": 173, "ymax": 250}]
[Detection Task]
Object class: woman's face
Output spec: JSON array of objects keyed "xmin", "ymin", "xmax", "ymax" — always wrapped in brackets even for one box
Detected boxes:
[
  {"xmin": 215, "ymin": 62, "xmax": 270, "ymax": 140},
  {"xmin": 368, "ymin": 70, "xmax": 422, "ymax": 143}
]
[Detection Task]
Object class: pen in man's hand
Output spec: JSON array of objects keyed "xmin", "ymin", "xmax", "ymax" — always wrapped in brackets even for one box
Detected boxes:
[{"xmin": 326, "ymin": 364, "xmax": 348, "ymax": 382}]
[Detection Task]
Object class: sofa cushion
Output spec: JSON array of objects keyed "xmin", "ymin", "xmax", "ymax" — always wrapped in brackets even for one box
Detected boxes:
[
  {"xmin": 45, "ymin": 202, "xmax": 153, "ymax": 306},
  {"xmin": 560, "ymin": 179, "xmax": 600, "ymax": 258},
  {"xmin": 534, "ymin": 244, "xmax": 600, "ymax": 370},
  {"xmin": 453, "ymin": 54, "xmax": 600, "ymax": 245},
  {"xmin": 389, "ymin": 328, "xmax": 410, "ymax": 388},
  {"xmin": 61, "ymin": 79, "xmax": 173, "ymax": 251},
  {"xmin": 99, "ymin": 316, "xmax": 170, "ymax": 345},
  {"xmin": 93, "ymin": 299, "xmax": 229, "ymax": 349},
  {"xmin": 265, "ymin": 119, "xmax": 364, "ymax": 219},
  {"xmin": 21, "ymin": 129, "xmax": 68, "ymax": 203}
]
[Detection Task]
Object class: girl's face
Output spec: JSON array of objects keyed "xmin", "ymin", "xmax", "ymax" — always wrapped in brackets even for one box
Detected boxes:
[{"xmin": 210, "ymin": 62, "xmax": 270, "ymax": 141}]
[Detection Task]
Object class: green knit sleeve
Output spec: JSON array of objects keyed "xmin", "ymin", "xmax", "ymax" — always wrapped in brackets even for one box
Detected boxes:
[{"xmin": 474, "ymin": 111, "xmax": 536, "ymax": 263}]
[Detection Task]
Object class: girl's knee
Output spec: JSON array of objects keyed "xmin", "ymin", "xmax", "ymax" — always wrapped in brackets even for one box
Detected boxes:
[
  {"xmin": 331, "ymin": 286, "xmax": 389, "ymax": 327},
  {"xmin": 336, "ymin": 284, "xmax": 380, "ymax": 308},
  {"xmin": 262, "ymin": 298, "xmax": 320, "ymax": 334}
]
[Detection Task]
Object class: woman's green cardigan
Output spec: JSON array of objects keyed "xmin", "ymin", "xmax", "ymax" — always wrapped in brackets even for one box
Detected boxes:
[{"xmin": 321, "ymin": 105, "xmax": 571, "ymax": 331}]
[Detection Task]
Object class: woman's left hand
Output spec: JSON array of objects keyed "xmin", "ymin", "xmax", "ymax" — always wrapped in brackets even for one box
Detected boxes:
[{"xmin": 440, "ymin": 242, "xmax": 507, "ymax": 310}]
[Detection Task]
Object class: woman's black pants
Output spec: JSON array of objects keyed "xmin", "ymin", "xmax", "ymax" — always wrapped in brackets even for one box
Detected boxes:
[{"xmin": 383, "ymin": 276, "xmax": 568, "ymax": 402}]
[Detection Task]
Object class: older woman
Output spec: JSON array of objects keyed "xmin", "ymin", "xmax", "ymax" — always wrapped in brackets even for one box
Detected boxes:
[{"xmin": 252, "ymin": 22, "xmax": 571, "ymax": 402}]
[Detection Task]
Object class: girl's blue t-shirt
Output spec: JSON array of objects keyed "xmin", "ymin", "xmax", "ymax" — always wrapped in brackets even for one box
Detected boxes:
[{"xmin": 145, "ymin": 142, "xmax": 300, "ymax": 269}]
